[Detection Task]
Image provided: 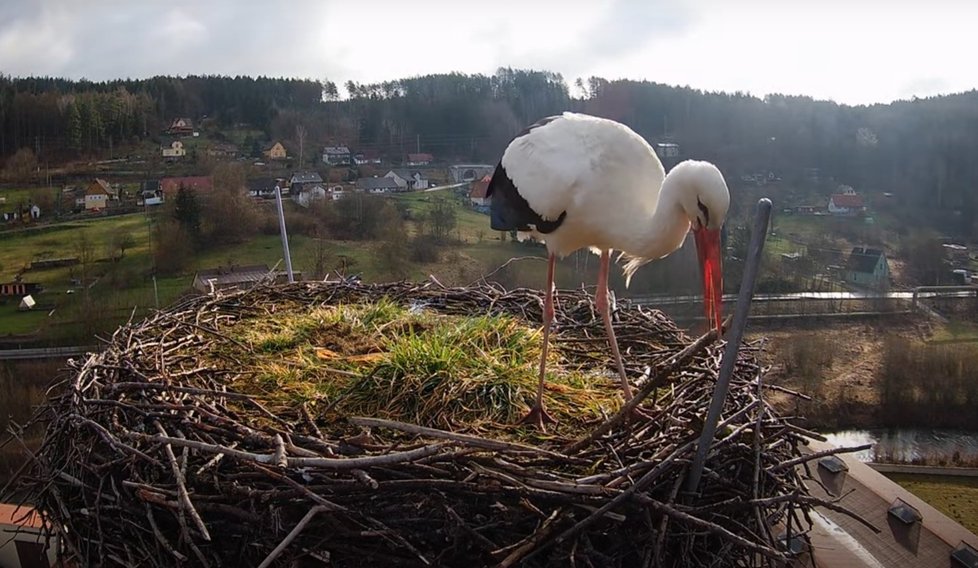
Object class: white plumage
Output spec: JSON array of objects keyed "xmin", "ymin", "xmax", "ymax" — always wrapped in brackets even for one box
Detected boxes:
[
  {"xmin": 500, "ymin": 112, "xmax": 666, "ymax": 258},
  {"xmin": 487, "ymin": 112, "xmax": 731, "ymax": 430}
]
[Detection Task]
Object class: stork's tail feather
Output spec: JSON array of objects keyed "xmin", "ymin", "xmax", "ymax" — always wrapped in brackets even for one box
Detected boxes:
[{"xmin": 619, "ymin": 252, "xmax": 651, "ymax": 288}]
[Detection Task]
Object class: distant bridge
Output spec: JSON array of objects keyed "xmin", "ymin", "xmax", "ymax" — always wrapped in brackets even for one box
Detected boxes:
[
  {"xmin": 630, "ymin": 285, "xmax": 977, "ymax": 323},
  {"xmin": 0, "ymin": 345, "xmax": 96, "ymax": 361}
]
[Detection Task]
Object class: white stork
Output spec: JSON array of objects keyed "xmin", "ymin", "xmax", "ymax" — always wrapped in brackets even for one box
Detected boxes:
[{"xmin": 486, "ymin": 112, "xmax": 730, "ymax": 429}]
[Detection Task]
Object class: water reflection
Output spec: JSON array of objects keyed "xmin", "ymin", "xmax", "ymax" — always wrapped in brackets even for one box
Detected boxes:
[{"xmin": 823, "ymin": 429, "xmax": 978, "ymax": 463}]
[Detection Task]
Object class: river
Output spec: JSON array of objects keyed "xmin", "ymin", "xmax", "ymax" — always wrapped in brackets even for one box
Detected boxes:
[{"xmin": 823, "ymin": 429, "xmax": 978, "ymax": 463}]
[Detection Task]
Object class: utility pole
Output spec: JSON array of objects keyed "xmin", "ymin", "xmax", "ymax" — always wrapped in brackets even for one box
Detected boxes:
[
  {"xmin": 416, "ymin": 134, "xmax": 420, "ymax": 154},
  {"xmin": 274, "ymin": 185, "xmax": 295, "ymax": 283}
]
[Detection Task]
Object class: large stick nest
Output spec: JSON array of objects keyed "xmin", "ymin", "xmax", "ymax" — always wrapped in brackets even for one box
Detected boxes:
[{"xmin": 5, "ymin": 280, "xmax": 860, "ymax": 567}]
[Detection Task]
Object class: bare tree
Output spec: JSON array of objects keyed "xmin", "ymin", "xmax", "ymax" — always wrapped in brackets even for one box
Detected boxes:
[
  {"xmin": 74, "ymin": 230, "xmax": 97, "ymax": 286},
  {"xmin": 4, "ymin": 147, "xmax": 37, "ymax": 181},
  {"xmin": 153, "ymin": 221, "xmax": 194, "ymax": 275},
  {"xmin": 109, "ymin": 231, "xmax": 136, "ymax": 261}
]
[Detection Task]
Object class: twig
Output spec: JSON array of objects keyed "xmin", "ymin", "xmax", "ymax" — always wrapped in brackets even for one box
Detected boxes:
[{"xmin": 257, "ymin": 505, "xmax": 329, "ymax": 568}]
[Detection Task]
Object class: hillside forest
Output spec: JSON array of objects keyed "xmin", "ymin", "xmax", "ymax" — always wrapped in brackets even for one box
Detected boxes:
[{"xmin": 2, "ymin": 70, "xmax": 978, "ymax": 239}]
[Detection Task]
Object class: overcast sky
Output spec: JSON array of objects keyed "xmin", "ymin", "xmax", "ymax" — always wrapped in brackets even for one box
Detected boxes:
[{"xmin": 1, "ymin": 0, "xmax": 975, "ymax": 105}]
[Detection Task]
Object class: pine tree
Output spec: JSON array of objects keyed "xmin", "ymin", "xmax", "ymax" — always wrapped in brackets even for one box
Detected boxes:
[
  {"xmin": 66, "ymin": 103, "xmax": 82, "ymax": 152},
  {"xmin": 173, "ymin": 185, "xmax": 202, "ymax": 245}
]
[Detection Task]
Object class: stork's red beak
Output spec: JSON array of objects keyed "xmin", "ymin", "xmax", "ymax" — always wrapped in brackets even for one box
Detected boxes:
[{"xmin": 694, "ymin": 227, "xmax": 723, "ymax": 333}]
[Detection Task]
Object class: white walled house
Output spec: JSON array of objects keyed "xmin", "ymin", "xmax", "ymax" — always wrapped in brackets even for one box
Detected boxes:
[
  {"xmin": 295, "ymin": 184, "xmax": 327, "ymax": 208},
  {"xmin": 161, "ymin": 140, "xmax": 187, "ymax": 159},
  {"xmin": 84, "ymin": 178, "xmax": 115, "ymax": 211},
  {"xmin": 385, "ymin": 169, "xmax": 429, "ymax": 191},
  {"xmin": 322, "ymin": 146, "xmax": 352, "ymax": 166}
]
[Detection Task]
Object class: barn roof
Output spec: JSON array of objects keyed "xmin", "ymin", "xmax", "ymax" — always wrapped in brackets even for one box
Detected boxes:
[
  {"xmin": 846, "ymin": 247, "xmax": 885, "ymax": 274},
  {"xmin": 357, "ymin": 177, "xmax": 400, "ymax": 191},
  {"xmin": 830, "ymin": 193, "xmax": 865, "ymax": 208}
]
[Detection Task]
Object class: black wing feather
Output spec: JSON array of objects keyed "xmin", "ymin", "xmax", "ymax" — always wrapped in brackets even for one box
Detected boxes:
[{"xmin": 487, "ymin": 162, "xmax": 565, "ymax": 234}]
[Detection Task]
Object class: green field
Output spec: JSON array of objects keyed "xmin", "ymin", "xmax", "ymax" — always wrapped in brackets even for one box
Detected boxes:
[
  {"xmin": 0, "ymin": 213, "xmax": 163, "ymax": 339},
  {"xmin": 0, "ymin": 192, "xmax": 518, "ymax": 340},
  {"xmin": 885, "ymin": 473, "xmax": 978, "ymax": 534},
  {"xmin": 0, "ymin": 186, "xmax": 57, "ymax": 209},
  {"xmin": 929, "ymin": 321, "xmax": 978, "ymax": 344}
]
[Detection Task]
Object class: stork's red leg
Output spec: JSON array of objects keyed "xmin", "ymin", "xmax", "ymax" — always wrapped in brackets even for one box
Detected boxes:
[
  {"xmin": 521, "ymin": 253, "xmax": 558, "ymax": 430},
  {"xmin": 597, "ymin": 249, "xmax": 632, "ymax": 401}
]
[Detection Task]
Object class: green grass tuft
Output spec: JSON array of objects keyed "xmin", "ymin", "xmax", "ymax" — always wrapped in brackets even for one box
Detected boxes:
[{"xmin": 224, "ymin": 300, "xmax": 623, "ymax": 436}]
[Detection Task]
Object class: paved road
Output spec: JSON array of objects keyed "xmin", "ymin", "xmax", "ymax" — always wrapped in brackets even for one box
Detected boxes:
[{"xmin": 0, "ymin": 345, "xmax": 96, "ymax": 360}]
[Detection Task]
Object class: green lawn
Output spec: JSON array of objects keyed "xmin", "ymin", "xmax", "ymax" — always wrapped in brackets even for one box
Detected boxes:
[
  {"xmin": 0, "ymin": 194, "xmax": 549, "ymax": 341},
  {"xmin": 0, "ymin": 186, "xmax": 57, "ymax": 210},
  {"xmin": 0, "ymin": 213, "xmax": 157, "ymax": 338},
  {"xmin": 0, "ymin": 214, "xmax": 152, "ymax": 280},
  {"xmin": 765, "ymin": 233, "xmax": 805, "ymax": 258},
  {"xmin": 884, "ymin": 473, "xmax": 978, "ymax": 534},
  {"xmin": 930, "ymin": 321, "xmax": 978, "ymax": 343},
  {"xmin": 390, "ymin": 189, "xmax": 493, "ymax": 243},
  {"xmin": 0, "ymin": 301, "xmax": 50, "ymax": 335}
]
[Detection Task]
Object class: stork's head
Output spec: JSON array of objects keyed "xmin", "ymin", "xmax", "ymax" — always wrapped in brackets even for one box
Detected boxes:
[{"xmin": 672, "ymin": 161, "xmax": 730, "ymax": 333}]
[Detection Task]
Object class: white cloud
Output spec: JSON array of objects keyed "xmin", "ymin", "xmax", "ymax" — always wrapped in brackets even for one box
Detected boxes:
[{"xmin": 0, "ymin": 0, "xmax": 976, "ymax": 104}]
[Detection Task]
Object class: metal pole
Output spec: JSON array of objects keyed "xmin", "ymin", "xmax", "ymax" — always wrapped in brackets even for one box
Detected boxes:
[
  {"xmin": 685, "ymin": 198, "xmax": 772, "ymax": 495},
  {"xmin": 274, "ymin": 185, "xmax": 295, "ymax": 283}
]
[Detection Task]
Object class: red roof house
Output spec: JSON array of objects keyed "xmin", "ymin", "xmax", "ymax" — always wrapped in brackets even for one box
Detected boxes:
[
  {"xmin": 828, "ymin": 189, "xmax": 866, "ymax": 216},
  {"xmin": 160, "ymin": 176, "xmax": 214, "ymax": 199}
]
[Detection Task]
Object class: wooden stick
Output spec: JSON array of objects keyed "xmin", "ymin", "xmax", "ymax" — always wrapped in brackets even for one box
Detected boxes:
[
  {"xmin": 565, "ymin": 319, "xmax": 728, "ymax": 454},
  {"xmin": 257, "ymin": 505, "xmax": 329, "ymax": 568}
]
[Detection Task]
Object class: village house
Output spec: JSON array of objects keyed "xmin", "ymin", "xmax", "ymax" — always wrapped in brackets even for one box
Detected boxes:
[
  {"xmin": 247, "ymin": 177, "xmax": 284, "ymax": 198},
  {"xmin": 84, "ymin": 178, "xmax": 116, "ymax": 211},
  {"xmin": 0, "ymin": 281, "xmax": 42, "ymax": 297},
  {"xmin": 139, "ymin": 180, "xmax": 163, "ymax": 206},
  {"xmin": 406, "ymin": 153, "xmax": 434, "ymax": 166},
  {"xmin": 166, "ymin": 117, "xmax": 194, "ymax": 136},
  {"xmin": 468, "ymin": 174, "xmax": 492, "ymax": 207},
  {"xmin": 356, "ymin": 177, "xmax": 401, "ymax": 194},
  {"xmin": 844, "ymin": 247, "xmax": 890, "ymax": 290},
  {"xmin": 206, "ymin": 142, "xmax": 239, "ymax": 159},
  {"xmin": 828, "ymin": 186, "xmax": 867, "ymax": 216},
  {"xmin": 161, "ymin": 139, "xmax": 186, "ymax": 159},
  {"xmin": 290, "ymin": 172, "xmax": 323, "ymax": 194},
  {"xmin": 353, "ymin": 150, "xmax": 383, "ymax": 165},
  {"xmin": 322, "ymin": 146, "xmax": 352, "ymax": 166},
  {"xmin": 159, "ymin": 176, "xmax": 214, "ymax": 200},
  {"xmin": 385, "ymin": 169, "xmax": 429, "ymax": 191},
  {"xmin": 294, "ymin": 183, "xmax": 327, "ymax": 207},
  {"xmin": 192, "ymin": 264, "xmax": 297, "ymax": 294},
  {"xmin": 263, "ymin": 141, "xmax": 288, "ymax": 160},
  {"xmin": 327, "ymin": 186, "xmax": 349, "ymax": 200},
  {"xmin": 449, "ymin": 164, "xmax": 494, "ymax": 183}
]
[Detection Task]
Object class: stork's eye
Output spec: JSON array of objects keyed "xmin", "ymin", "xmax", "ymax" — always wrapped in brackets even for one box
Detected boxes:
[{"xmin": 697, "ymin": 199, "xmax": 710, "ymax": 227}]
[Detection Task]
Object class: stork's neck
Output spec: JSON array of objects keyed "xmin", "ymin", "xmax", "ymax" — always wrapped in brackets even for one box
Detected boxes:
[{"xmin": 636, "ymin": 174, "xmax": 691, "ymax": 260}]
